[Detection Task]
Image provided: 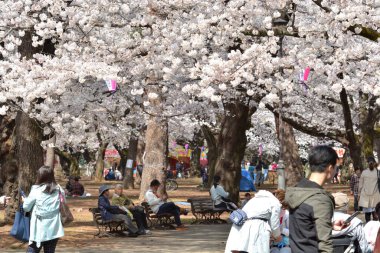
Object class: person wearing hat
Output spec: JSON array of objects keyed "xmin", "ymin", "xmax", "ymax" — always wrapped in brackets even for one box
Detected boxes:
[
  {"xmin": 359, "ymin": 157, "xmax": 380, "ymax": 223},
  {"xmin": 98, "ymin": 185, "xmax": 140, "ymax": 237}
]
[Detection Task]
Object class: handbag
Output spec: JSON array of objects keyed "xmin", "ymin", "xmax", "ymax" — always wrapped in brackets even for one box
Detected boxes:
[
  {"xmin": 10, "ymin": 191, "xmax": 31, "ymax": 242},
  {"xmin": 377, "ymin": 170, "xmax": 380, "ymax": 193},
  {"xmin": 229, "ymin": 209, "xmax": 248, "ymax": 226},
  {"xmin": 59, "ymin": 190, "xmax": 74, "ymax": 226}
]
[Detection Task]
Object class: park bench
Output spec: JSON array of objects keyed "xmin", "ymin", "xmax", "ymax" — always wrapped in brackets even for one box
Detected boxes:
[
  {"xmin": 141, "ymin": 202, "xmax": 176, "ymax": 229},
  {"xmin": 187, "ymin": 198, "xmax": 227, "ymax": 224},
  {"xmin": 89, "ymin": 208, "xmax": 126, "ymax": 237}
]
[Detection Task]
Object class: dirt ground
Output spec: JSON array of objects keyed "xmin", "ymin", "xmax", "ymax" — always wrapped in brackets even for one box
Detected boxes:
[{"xmin": 0, "ymin": 177, "xmax": 352, "ymax": 252}]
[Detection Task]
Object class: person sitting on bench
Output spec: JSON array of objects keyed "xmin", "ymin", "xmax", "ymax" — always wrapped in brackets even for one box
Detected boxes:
[
  {"xmin": 98, "ymin": 185, "xmax": 140, "ymax": 237},
  {"xmin": 210, "ymin": 175, "xmax": 237, "ymax": 210},
  {"xmin": 145, "ymin": 179, "xmax": 185, "ymax": 229},
  {"xmin": 112, "ymin": 184, "xmax": 150, "ymax": 235}
]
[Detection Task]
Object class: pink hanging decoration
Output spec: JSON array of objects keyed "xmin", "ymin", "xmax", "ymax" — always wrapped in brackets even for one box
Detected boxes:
[
  {"xmin": 185, "ymin": 144, "xmax": 189, "ymax": 152},
  {"xmin": 303, "ymin": 67, "xmax": 311, "ymax": 81},
  {"xmin": 105, "ymin": 80, "xmax": 117, "ymax": 92},
  {"xmin": 299, "ymin": 67, "xmax": 311, "ymax": 94}
]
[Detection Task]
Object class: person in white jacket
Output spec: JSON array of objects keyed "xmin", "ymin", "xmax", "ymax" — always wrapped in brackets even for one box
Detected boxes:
[
  {"xmin": 225, "ymin": 190, "xmax": 282, "ymax": 253},
  {"xmin": 144, "ymin": 179, "xmax": 185, "ymax": 228}
]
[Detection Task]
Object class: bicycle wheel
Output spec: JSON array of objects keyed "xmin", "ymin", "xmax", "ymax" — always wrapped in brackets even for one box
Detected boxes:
[
  {"xmin": 166, "ymin": 180, "xmax": 178, "ymax": 191},
  {"xmin": 172, "ymin": 180, "xmax": 178, "ymax": 190}
]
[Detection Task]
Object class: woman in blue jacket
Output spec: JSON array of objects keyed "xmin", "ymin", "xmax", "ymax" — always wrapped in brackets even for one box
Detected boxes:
[{"xmin": 23, "ymin": 166, "xmax": 64, "ymax": 253}]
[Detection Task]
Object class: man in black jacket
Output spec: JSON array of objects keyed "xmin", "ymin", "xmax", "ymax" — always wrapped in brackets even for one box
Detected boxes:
[{"xmin": 286, "ymin": 146, "xmax": 347, "ymax": 253}]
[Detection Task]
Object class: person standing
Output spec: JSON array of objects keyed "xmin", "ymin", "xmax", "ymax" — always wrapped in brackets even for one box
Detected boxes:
[
  {"xmin": 23, "ymin": 166, "xmax": 64, "ymax": 253},
  {"xmin": 359, "ymin": 157, "xmax": 380, "ymax": 223},
  {"xmin": 350, "ymin": 168, "xmax": 361, "ymax": 212},
  {"xmin": 256, "ymin": 160, "xmax": 263, "ymax": 186},
  {"xmin": 286, "ymin": 145, "xmax": 347, "ymax": 253},
  {"xmin": 225, "ymin": 190, "xmax": 282, "ymax": 253}
]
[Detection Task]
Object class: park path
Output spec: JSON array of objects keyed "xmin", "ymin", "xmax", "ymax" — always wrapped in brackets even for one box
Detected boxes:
[{"xmin": 2, "ymin": 224, "xmax": 231, "ymax": 253}]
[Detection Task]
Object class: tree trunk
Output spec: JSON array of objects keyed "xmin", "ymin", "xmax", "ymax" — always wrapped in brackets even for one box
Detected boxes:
[
  {"xmin": 5, "ymin": 111, "xmax": 44, "ymax": 223},
  {"xmin": 139, "ymin": 118, "xmax": 168, "ymax": 200},
  {"xmin": 340, "ymin": 88, "xmax": 363, "ymax": 170},
  {"xmin": 134, "ymin": 138, "xmax": 145, "ymax": 187},
  {"xmin": 214, "ymin": 101, "xmax": 253, "ymax": 203},
  {"xmin": 275, "ymin": 116, "xmax": 303, "ymax": 187},
  {"xmin": 114, "ymin": 145, "xmax": 128, "ymax": 178},
  {"xmin": 44, "ymin": 135, "xmax": 56, "ymax": 169},
  {"xmin": 189, "ymin": 129, "xmax": 204, "ymax": 177},
  {"xmin": 0, "ymin": 113, "xmax": 16, "ymax": 195},
  {"xmin": 359, "ymin": 93, "xmax": 378, "ymax": 160},
  {"xmin": 54, "ymin": 149, "xmax": 80, "ymax": 177},
  {"xmin": 95, "ymin": 142, "xmax": 108, "ymax": 182},
  {"xmin": 124, "ymin": 137, "xmax": 138, "ymax": 189},
  {"xmin": 201, "ymin": 125, "xmax": 218, "ymax": 188}
]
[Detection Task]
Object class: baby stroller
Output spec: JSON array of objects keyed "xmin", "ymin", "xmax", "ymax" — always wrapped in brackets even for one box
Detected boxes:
[{"xmin": 332, "ymin": 236, "xmax": 360, "ymax": 253}]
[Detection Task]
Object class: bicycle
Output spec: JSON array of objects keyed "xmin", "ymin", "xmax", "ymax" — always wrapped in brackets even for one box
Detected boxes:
[{"xmin": 166, "ymin": 178, "xmax": 178, "ymax": 191}]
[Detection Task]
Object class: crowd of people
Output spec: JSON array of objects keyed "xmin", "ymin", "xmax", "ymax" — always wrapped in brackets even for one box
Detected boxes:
[
  {"xmin": 242, "ymin": 158, "xmax": 275, "ymax": 186},
  {"xmin": 6, "ymin": 144, "xmax": 380, "ymax": 253},
  {"xmin": 224, "ymin": 145, "xmax": 380, "ymax": 253}
]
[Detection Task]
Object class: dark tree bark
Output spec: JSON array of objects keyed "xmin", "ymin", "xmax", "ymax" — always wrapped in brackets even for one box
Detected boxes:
[
  {"xmin": 214, "ymin": 101, "xmax": 254, "ymax": 203},
  {"xmin": 189, "ymin": 129, "xmax": 204, "ymax": 177},
  {"xmin": 0, "ymin": 113, "xmax": 16, "ymax": 195},
  {"xmin": 275, "ymin": 115, "xmax": 303, "ymax": 187},
  {"xmin": 358, "ymin": 93, "xmax": 380, "ymax": 160},
  {"xmin": 114, "ymin": 144, "xmax": 128, "ymax": 177},
  {"xmin": 201, "ymin": 125, "xmax": 218, "ymax": 188},
  {"xmin": 340, "ymin": 88, "xmax": 363, "ymax": 170},
  {"xmin": 124, "ymin": 137, "xmax": 138, "ymax": 189},
  {"xmin": 5, "ymin": 111, "xmax": 44, "ymax": 223},
  {"xmin": 54, "ymin": 149, "xmax": 80, "ymax": 177},
  {"xmin": 2, "ymin": 24, "xmax": 56, "ymax": 224}
]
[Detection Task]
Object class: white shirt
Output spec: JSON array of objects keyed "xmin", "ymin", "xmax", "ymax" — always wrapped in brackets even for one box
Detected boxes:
[
  {"xmin": 364, "ymin": 221, "xmax": 380, "ymax": 251},
  {"xmin": 144, "ymin": 189, "xmax": 164, "ymax": 213},
  {"xmin": 210, "ymin": 185, "xmax": 229, "ymax": 206}
]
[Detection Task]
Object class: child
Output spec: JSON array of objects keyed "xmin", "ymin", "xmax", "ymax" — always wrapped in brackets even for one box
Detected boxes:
[
  {"xmin": 350, "ymin": 168, "xmax": 361, "ymax": 211},
  {"xmin": 241, "ymin": 192, "xmax": 252, "ymax": 208}
]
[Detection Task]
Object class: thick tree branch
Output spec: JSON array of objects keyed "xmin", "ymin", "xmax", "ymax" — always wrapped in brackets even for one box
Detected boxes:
[
  {"xmin": 311, "ymin": 0, "xmax": 380, "ymax": 42},
  {"xmin": 266, "ymin": 104, "xmax": 347, "ymax": 144}
]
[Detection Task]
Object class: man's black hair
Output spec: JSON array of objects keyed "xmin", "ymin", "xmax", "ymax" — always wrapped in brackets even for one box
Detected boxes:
[
  {"xmin": 308, "ymin": 146, "xmax": 338, "ymax": 173},
  {"xmin": 150, "ymin": 179, "xmax": 161, "ymax": 187},
  {"xmin": 376, "ymin": 202, "xmax": 380, "ymax": 219}
]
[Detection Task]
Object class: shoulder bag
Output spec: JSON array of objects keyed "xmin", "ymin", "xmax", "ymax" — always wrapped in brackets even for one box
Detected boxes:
[
  {"xmin": 59, "ymin": 190, "xmax": 74, "ymax": 226},
  {"xmin": 10, "ymin": 189, "xmax": 30, "ymax": 242}
]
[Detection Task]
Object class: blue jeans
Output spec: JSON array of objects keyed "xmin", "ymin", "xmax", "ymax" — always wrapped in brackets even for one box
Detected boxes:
[{"xmin": 157, "ymin": 202, "xmax": 182, "ymax": 226}]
